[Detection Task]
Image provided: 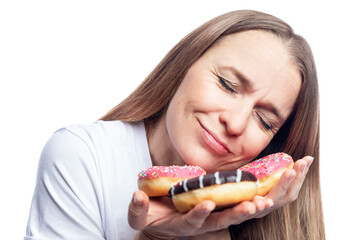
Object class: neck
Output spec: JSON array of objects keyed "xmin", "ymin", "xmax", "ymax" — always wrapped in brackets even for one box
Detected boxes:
[{"xmin": 145, "ymin": 114, "xmax": 185, "ymax": 166}]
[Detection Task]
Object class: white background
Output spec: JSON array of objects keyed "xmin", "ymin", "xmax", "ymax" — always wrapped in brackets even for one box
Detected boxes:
[{"xmin": 1, "ymin": 1, "xmax": 359, "ymax": 239}]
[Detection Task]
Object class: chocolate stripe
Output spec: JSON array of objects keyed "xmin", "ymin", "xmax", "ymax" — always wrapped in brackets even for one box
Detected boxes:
[{"xmin": 168, "ymin": 170, "xmax": 257, "ymax": 197}]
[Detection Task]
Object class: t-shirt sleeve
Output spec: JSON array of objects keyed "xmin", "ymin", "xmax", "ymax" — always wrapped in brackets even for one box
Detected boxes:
[{"xmin": 24, "ymin": 128, "xmax": 105, "ymax": 240}]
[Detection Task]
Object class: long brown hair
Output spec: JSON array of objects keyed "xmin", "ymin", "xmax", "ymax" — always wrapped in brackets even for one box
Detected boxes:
[{"xmin": 101, "ymin": 10, "xmax": 324, "ymax": 240}]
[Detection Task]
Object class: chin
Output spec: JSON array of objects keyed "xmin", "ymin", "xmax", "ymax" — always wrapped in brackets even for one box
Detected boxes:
[
  {"xmin": 180, "ymin": 149, "xmax": 208, "ymax": 167},
  {"xmin": 179, "ymin": 150, "xmax": 219, "ymax": 172}
]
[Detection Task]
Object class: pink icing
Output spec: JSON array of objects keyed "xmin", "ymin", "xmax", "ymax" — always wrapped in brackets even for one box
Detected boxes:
[
  {"xmin": 138, "ymin": 165, "xmax": 206, "ymax": 180},
  {"xmin": 239, "ymin": 153, "xmax": 293, "ymax": 179}
]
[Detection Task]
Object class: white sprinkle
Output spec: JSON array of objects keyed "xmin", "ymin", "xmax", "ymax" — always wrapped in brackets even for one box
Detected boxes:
[
  {"xmin": 214, "ymin": 172, "xmax": 221, "ymax": 184},
  {"xmin": 170, "ymin": 187, "xmax": 175, "ymax": 197},
  {"xmin": 236, "ymin": 169, "xmax": 242, "ymax": 183},
  {"xmin": 183, "ymin": 179, "xmax": 188, "ymax": 192},
  {"xmin": 199, "ymin": 175, "xmax": 204, "ymax": 188}
]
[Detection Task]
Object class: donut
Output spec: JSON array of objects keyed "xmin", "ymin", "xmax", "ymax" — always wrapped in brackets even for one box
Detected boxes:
[
  {"xmin": 239, "ymin": 152, "xmax": 294, "ymax": 196},
  {"xmin": 168, "ymin": 170, "xmax": 258, "ymax": 213},
  {"xmin": 137, "ymin": 165, "xmax": 206, "ymax": 197}
]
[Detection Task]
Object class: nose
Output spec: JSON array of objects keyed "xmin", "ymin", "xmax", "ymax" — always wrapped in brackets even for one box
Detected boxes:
[{"xmin": 219, "ymin": 102, "xmax": 252, "ymax": 136}]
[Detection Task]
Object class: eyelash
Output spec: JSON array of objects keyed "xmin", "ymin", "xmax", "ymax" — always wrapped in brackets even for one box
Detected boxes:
[
  {"xmin": 256, "ymin": 112, "xmax": 274, "ymax": 132},
  {"xmin": 218, "ymin": 76, "xmax": 237, "ymax": 94}
]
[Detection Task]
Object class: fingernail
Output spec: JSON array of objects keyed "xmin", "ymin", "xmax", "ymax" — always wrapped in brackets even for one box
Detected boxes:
[
  {"xmin": 133, "ymin": 192, "xmax": 143, "ymax": 206},
  {"xmin": 197, "ymin": 206, "xmax": 210, "ymax": 218},
  {"xmin": 203, "ymin": 207, "xmax": 211, "ymax": 216},
  {"xmin": 202, "ymin": 203, "xmax": 215, "ymax": 216},
  {"xmin": 308, "ymin": 156, "xmax": 314, "ymax": 167},
  {"xmin": 268, "ymin": 199, "xmax": 274, "ymax": 208},
  {"xmin": 205, "ymin": 204, "xmax": 215, "ymax": 214},
  {"xmin": 249, "ymin": 206, "xmax": 256, "ymax": 215}
]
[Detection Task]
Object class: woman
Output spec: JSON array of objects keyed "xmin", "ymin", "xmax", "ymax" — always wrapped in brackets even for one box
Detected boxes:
[{"xmin": 25, "ymin": 10, "xmax": 324, "ymax": 240}]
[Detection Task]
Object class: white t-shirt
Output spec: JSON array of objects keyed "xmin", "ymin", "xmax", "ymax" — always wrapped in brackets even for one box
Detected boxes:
[{"xmin": 24, "ymin": 120, "xmax": 153, "ymax": 240}]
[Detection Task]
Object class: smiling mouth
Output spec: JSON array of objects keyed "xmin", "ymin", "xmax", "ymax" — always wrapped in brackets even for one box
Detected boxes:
[{"xmin": 198, "ymin": 120, "xmax": 231, "ymax": 155}]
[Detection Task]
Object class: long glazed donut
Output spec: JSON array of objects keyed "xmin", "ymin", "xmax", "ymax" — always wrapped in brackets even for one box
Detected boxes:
[
  {"xmin": 239, "ymin": 152, "xmax": 294, "ymax": 196},
  {"xmin": 168, "ymin": 170, "xmax": 258, "ymax": 213},
  {"xmin": 137, "ymin": 165, "xmax": 206, "ymax": 197}
]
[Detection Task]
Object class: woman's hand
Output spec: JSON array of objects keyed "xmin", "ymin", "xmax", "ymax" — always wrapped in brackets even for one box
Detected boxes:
[
  {"xmin": 252, "ymin": 155, "xmax": 313, "ymax": 219},
  {"xmin": 128, "ymin": 191, "xmax": 217, "ymax": 239},
  {"xmin": 128, "ymin": 156, "xmax": 313, "ymax": 239}
]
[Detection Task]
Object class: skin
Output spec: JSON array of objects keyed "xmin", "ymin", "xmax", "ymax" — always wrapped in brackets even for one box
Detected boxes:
[
  {"xmin": 128, "ymin": 30, "xmax": 313, "ymax": 239},
  {"xmin": 148, "ymin": 30, "xmax": 300, "ymax": 172}
]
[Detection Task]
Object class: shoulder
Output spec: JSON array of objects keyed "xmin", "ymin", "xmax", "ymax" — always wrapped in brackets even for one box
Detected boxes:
[
  {"xmin": 36, "ymin": 120, "xmax": 149, "ymax": 194},
  {"xmin": 41, "ymin": 120, "xmax": 150, "ymax": 170},
  {"xmin": 62, "ymin": 120, "xmax": 143, "ymax": 141},
  {"xmin": 53, "ymin": 120, "xmax": 146, "ymax": 151},
  {"xmin": 33, "ymin": 120, "xmax": 150, "ymax": 238}
]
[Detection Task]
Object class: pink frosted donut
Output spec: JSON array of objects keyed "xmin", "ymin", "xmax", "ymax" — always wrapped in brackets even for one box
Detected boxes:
[
  {"xmin": 239, "ymin": 153, "xmax": 294, "ymax": 196},
  {"xmin": 138, "ymin": 166, "xmax": 206, "ymax": 197}
]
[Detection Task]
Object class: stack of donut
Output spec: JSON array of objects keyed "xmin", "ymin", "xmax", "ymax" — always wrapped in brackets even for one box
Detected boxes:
[{"xmin": 137, "ymin": 152, "xmax": 294, "ymax": 212}]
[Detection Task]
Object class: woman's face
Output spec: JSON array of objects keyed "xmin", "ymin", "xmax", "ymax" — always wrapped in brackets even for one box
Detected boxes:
[{"xmin": 155, "ymin": 30, "xmax": 301, "ymax": 172}]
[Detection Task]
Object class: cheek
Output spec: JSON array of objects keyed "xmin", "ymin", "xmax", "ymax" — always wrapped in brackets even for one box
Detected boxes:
[
  {"xmin": 242, "ymin": 124, "xmax": 273, "ymax": 158},
  {"xmin": 192, "ymin": 83, "xmax": 229, "ymax": 113}
]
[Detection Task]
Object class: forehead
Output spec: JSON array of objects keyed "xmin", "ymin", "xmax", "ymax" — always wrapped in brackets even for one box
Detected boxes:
[{"xmin": 209, "ymin": 30, "xmax": 293, "ymax": 70}]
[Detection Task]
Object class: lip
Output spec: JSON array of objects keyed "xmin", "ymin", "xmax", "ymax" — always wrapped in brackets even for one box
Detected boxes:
[{"xmin": 198, "ymin": 120, "xmax": 231, "ymax": 155}]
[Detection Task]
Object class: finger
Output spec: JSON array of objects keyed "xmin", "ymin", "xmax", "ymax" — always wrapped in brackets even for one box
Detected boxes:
[
  {"xmin": 182, "ymin": 200, "xmax": 216, "ymax": 229},
  {"xmin": 264, "ymin": 197, "xmax": 274, "ymax": 208},
  {"xmin": 203, "ymin": 201, "xmax": 256, "ymax": 230},
  {"xmin": 266, "ymin": 168, "xmax": 296, "ymax": 203},
  {"xmin": 302, "ymin": 156, "xmax": 314, "ymax": 173},
  {"xmin": 291, "ymin": 156, "xmax": 313, "ymax": 178},
  {"xmin": 293, "ymin": 158, "xmax": 308, "ymax": 175},
  {"xmin": 128, "ymin": 190, "xmax": 150, "ymax": 230},
  {"xmin": 230, "ymin": 201, "xmax": 257, "ymax": 218},
  {"xmin": 283, "ymin": 156, "xmax": 313, "ymax": 201},
  {"xmin": 253, "ymin": 195, "xmax": 266, "ymax": 212},
  {"xmin": 249, "ymin": 196, "xmax": 272, "ymax": 219},
  {"xmin": 267, "ymin": 156, "xmax": 313, "ymax": 205}
]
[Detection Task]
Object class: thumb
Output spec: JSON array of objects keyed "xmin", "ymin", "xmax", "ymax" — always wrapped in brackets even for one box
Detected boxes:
[{"xmin": 128, "ymin": 190, "xmax": 149, "ymax": 230}]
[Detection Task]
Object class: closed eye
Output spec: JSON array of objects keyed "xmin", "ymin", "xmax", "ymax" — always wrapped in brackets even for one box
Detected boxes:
[
  {"xmin": 255, "ymin": 111, "xmax": 276, "ymax": 132},
  {"xmin": 218, "ymin": 76, "xmax": 237, "ymax": 94}
]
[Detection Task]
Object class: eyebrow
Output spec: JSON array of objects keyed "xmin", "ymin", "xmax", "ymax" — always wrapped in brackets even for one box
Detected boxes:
[
  {"xmin": 221, "ymin": 66, "xmax": 285, "ymax": 123},
  {"xmin": 223, "ymin": 66, "xmax": 254, "ymax": 90},
  {"xmin": 264, "ymin": 103, "xmax": 285, "ymax": 123}
]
